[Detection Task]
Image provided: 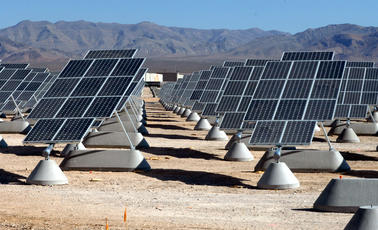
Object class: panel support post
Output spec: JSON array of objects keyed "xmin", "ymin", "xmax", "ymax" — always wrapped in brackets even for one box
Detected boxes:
[
  {"xmin": 115, "ymin": 111, "xmax": 135, "ymax": 150},
  {"xmin": 320, "ymin": 122, "xmax": 334, "ymax": 151}
]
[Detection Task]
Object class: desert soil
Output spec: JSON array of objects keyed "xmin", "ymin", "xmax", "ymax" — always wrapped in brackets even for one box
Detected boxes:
[{"xmin": 0, "ymin": 88, "xmax": 377, "ymax": 229}]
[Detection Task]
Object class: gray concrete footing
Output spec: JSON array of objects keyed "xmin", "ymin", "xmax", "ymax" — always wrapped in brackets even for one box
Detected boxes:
[
  {"xmin": 173, "ymin": 106, "xmax": 180, "ymax": 113},
  {"xmin": 186, "ymin": 112, "xmax": 200, "ymax": 122},
  {"xmin": 344, "ymin": 206, "xmax": 378, "ymax": 229},
  {"xmin": 177, "ymin": 107, "xmax": 186, "ymax": 115},
  {"xmin": 181, "ymin": 108, "xmax": 191, "ymax": 117},
  {"xmin": 60, "ymin": 149, "xmax": 151, "ymax": 171},
  {"xmin": 83, "ymin": 131, "xmax": 149, "ymax": 149},
  {"xmin": 61, "ymin": 143, "xmax": 86, "ymax": 156},
  {"xmin": 27, "ymin": 159, "xmax": 68, "ymax": 185},
  {"xmin": 0, "ymin": 135, "xmax": 8, "ymax": 148},
  {"xmin": 257, "ymin": 162, "xmax": 300, "ymax": 189},
  {"xmin": 194, "ymin": 118, "xmax": 212, "ymax": 130},
  {"xmin": 330, "ymin": 122, "xmax": 378, "ymax": 135},
  {"xmin": 254, "ymin": 149, "xmax": 350, "ymax": 172},
  {"xmin": 313, "ymin": 178, "xmax": 378, "ymax": 212},
  {"xmin": 0, "ymin": 120, "xmax": 31, "ymax": 134},
  {"xmin": 98, "ymin": 120, "xmax": 149, "ymax": 135},
  {"xmin": 224, "ymin": 142, "xmax": 253, "ymax": 161},
  {"xmin": 205, "ymin": 126, "xmax": 228, "ymax": 141},
  {"xmin": 336, "ymin": 127, "xmax": 360, "ymax": 143}
]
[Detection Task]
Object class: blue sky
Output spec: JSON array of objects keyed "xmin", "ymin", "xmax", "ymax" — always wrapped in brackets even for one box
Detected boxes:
[{"xmin": 1, "ymin": 0, "xmax": 378, "ymax": 33}]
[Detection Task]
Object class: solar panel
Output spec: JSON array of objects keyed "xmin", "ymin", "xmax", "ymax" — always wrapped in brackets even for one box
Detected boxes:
[
  {"xmin": 24, "ymin": 118, "xmax": 94, "ymax": 143},
  {"xmin": 202, "ymin": 103, "xmax": 218, "ymax": 116},
  {"xmin": 11, "ymin": 69, "xmax": 32, "ymax": 80},
  {"xmin": 249, "ymin": 120, "xmax": 316, "ymax": 145},
  {"xmin": 334, "ymin": 104, "xmax": 368, "ymax": 119},
  {"xmin": 281, "ymin": 51, "xmax": 334, "ymax": 61},
  {"xmin": 84, "ymin": 49, "xmax": 137, "ymax": 59},
  {"xmin": 261, "ymin": 62, "xmax": 291, "ymax": 79},
  {"xmin": 84, "ymin": 59, "xmax": 118, "ymax": 76},
  {"xmin": 229, "ymin": 66, "xmax": 254, "ymax": 81},
  {"xmin": 346, "ymin": 61, "xmax": 374, "ymax": 68},
  {"xmin": 192, "ymin": 101, "xmax": 206, "ymax": 112},
  {"xmin": 27, "ymin": 67, "xmax": 48, "ymax": 73},
  {"xmin": 198, "ymin": 67, "xmax": 230, "ymax": 104},
  {"xmin": 71, "ymin": 78, "xmax": 107, "ymax": 96},
  {"xmin": 0, "ymin": 69, "xmax": 16, "ymax": 79},
  {"xmin": 111, "ymin": 58, "xmax": 144, "ymax": 76},
  {"xmin": 219, "ymin": 112, "xmax": 246, "ymax": 130},
  {"xmin": 59, "ymin": 60, "xmax": 93, "ymax": 78},
  {"xmin": 223, "ymin": 61, "xmax": 245, "ymax": 67},
  {"xmin": 0, "ymin": 63, "xmax": 29, "ymax": 69},
  {"xmin": 245, "ymin": 59, "xmax": 276, "ymax": 67},
  {"xmin": 116, "ymin": 68, "xmax": 147, "ymax": 111}
]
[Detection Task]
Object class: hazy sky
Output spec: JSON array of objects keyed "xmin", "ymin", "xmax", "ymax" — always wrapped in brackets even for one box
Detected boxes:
[{"xmin": 2, "ymin": 0, "xmax": 378, "ymax": 33}]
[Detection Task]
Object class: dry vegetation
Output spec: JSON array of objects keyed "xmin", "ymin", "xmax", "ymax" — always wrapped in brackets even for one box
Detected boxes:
[{"xmin": 0, "ymin": 88, "xmax": 377, "ymax": 229}]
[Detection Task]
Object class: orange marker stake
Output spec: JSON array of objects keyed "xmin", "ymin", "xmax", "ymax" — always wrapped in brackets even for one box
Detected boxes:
[
  {"xmin": 106, "ymin": 218, "xmax": 109, "ymax": 230},
  {"xmin": 339, "ymin": 175, "xmax": 343, "ymax": 179},
  {"xmin": 124, "ymin": 208, "xmax": 127, "ymax": 223}
]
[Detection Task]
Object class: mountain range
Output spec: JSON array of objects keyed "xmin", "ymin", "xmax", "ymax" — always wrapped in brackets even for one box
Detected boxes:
[{"xmin": 0, "ymin": 20, "xmax": 377, "ymax": 72}]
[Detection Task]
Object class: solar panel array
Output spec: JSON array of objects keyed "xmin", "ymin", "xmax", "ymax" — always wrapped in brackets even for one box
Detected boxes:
[
  {"xmin": 159, "ymin": 51, "xmax": 378, "ymax": 147},
  {"xmin": 2, "ymin": 72, "xmax": 52, "ymax": 112},
  {"xmin": 247, "ymin": 58, "xmax": 346, "ymax": 146},
  {"xmin": 24, "ymin": 55, "xmax": 145, "ymax": 144},
  {"xmin": 0, "ymin": 68, "xmax": 33, "ymax": 111}
]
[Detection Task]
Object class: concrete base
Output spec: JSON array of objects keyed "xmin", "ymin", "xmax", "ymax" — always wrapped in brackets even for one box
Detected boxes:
[
  {"xmin": 83, "ymin": 131, "xmax": 150, "ymax": 149},
  {"xmin": 177, "ymin": 107, "xmax": 186, "ymax": 115},
  {"xmin": 329, "ymin": 122, "xmax": 378, "ymax": 135},
  {"xmin": 61, "ymin": 143, "xmax": 86, "ymax": 156},
  {"xmin": 98, "ymin": 120, "xmax": 148, "ymax": 135},
  {"xmin": 366, "ymin": 111, "xmax": 378, "ymax": 122},
  {"xmin": 315, "ymin": 123, "xmax": 321, "ymax": 132},
  {"xmin": 171, "ymin": 105, "xmax": 177, "ymax": 112},
  {"xmin": 336, "ymin": 127, "xmax": 360, "ymax": 143},
  {"xmin": 186, "ymin": 112, "xmax": 200, "ymax": 122},
  {"xmin": 194, "ymin": 118, "xmax": 212, "ymax": 130},
  {"xmin": 60, "ymin": 149, "xmax": 151, "ymax": 171},
  {"xmin": 0, "ymin": 135, "xmax": 8, "ymax": 148},
  {"xmin": 345, "ymin": 206, "xmax": 378, "ymax": 229},
  {"xmin": 0, "ymin": 120, "xmax": 31, "ymax": 134},
  {"xmin": 224, "ymin": 142, "xmax": 253, "ymax": 161},
  {"xmin": 313, "ymin": 178, "xmax": 378, "ymax": 213},
  {"xmin": 27, "ymin": 159, "xmax": 68, "ymax": 185},
  {"xmin": 181, "ymin": 108, "xmax": 191, "ymax": 117},
  {"xmin": 257, "ymin": 162, "xmax": 300, "ymax": 189},
  {"xmin": 173, "ymin": 106, "xmax": 181, "ymax": 114},
  {"xmin": 205, "ymin": 126, "xmax": 228, "ymax": 141},
  {"xmin": 254, "ymin": 149, "xmax": 350, "ymax": 172}
]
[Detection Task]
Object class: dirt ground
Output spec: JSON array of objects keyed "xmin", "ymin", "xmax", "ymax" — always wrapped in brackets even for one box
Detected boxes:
[{"xmin": 0, "ymin": 88, "xmax": 378, "ymax": 229}]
